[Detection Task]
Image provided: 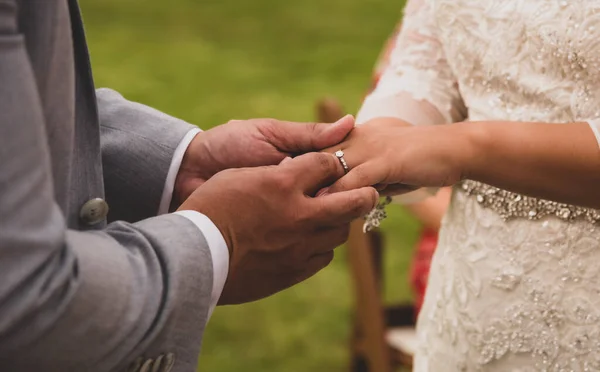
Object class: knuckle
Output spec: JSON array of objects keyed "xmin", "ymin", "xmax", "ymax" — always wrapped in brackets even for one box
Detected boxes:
[
  {"xmin": 226, "ymin": 119, "xmax": 243, "ymax": 126},
  {"xmin": 360, "ymin": 188, "xmax": 379, "ymax": 210},
  {"xmin": 354, "ymin": 167, "xmax": 371, "ymax": 186},
  {"xmin": 337, "ymin": 224, "xmax": 351, "ymax": 243},
  {"xmin": 271, "ymin": 171, "xmax": 295, "ymax": 191},
  {"xmin": 261, "ymin": 118, "xmax": 280, "ymax": 131},
  {"xmin": 290, "ymin": 204, "xmax": 311, "ymax": 224},
  {"xmin": 345, "ymin": 190, "xmax": 375, "ymax": 216},
  {"xmin": 265, "ymin": 118, "xmax": 279, "ymax": 126},
  {"xmin": 381, "ymin": 148, "xmax": 395, "ymax": 163},
  {"xmin": 320, "ymin": 251, "xmax": 335, "ymax": 268},
  {"xmin": 217, "ymin": 167, "xmax": 244, "ymax": 180},
  {"xmin": 351, "ymin": 198, "xmax": 368, "ymax": 217},
  {"xmin": 314, "ymin": 152, "xmax": 337, "ymax": 173}
]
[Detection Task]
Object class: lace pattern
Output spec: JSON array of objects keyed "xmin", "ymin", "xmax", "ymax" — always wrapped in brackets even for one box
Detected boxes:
[
  {"xmin": 366, "ymin": 0, "xmax": 600, "ymax": 370},
  {"xmin": 360, "ymin": 0, "xmax": 467, "ymax": 124},
  {"xmin": 416, "ymin": 189, "xmax": 600, "ymax": 371}
]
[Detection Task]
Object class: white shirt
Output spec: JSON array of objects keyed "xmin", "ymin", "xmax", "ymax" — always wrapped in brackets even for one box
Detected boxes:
[{"xmin": 157, "ymin": 128, "xmax": 229, "ymax": 323}]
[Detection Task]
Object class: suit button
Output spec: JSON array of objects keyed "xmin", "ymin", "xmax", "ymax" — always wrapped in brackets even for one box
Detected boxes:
[
  {"xmin": 127, "ymin": 357, "xmax": 143, "ymax": 372},
  {"xmin": 162, "ymin": 353, "xmax": 175, "ymax": 372},
  {"xmin": 151, "ymin": 354, "xmax": 164, "ymax": 372},
  {"xmin": 79, "ymin": 198, "xmax": 109, "ymax": 225},
  {"xmin": 150, "ymin": 353, "xmax": 175, "ymax": 372},
  {"xmin": 139, "ymin": 358, "xmax": 153, "ymax": 372}
]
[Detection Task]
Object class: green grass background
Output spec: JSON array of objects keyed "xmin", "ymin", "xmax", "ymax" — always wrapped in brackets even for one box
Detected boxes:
[{"xmin": 80, "ymin": 1, "xmax": 417, "ymax": 370}]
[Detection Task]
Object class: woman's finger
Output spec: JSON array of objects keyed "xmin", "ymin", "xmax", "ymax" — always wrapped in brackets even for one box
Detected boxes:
[
  {"xmin": 311, "ymin": 186, "xmax": 379, "ymax": 226},
  {"xmin": 379, "ymin": 183, "xmax": 419, "ymax": 196},
  {"xmin": 374, "ymin": 183, "xmax": 388, "ymax": 192},
  {"xmin": 326, "ymin": 162, "xmax": 387, "ymax": 193}
]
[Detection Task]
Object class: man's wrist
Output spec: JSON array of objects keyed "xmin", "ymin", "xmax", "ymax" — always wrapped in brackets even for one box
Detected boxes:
[
  {"xmin": 173, "ymin": 210, "xmax": 230, "ymax": 316},
  {"xmin": 173, "ymin": 130, "xmax": 214, "ymax": 207},
  {"xmin": 159, "ymin": 128, "xmax": 202, "ymax": 214}
]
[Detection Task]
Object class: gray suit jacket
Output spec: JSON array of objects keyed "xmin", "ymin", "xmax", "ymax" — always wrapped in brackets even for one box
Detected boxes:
[{"xmin": 0, "ymin": 1, "xmax": 215, "ymax": 371}]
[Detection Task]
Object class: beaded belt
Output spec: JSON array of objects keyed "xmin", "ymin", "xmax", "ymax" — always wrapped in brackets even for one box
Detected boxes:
[{"xmin": 458, "ymin": 180, "xmax": 600, "ymax": 224}]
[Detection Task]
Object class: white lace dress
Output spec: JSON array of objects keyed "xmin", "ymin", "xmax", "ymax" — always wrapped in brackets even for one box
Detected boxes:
[{"xmin": 356, "ymin": 1, "xmax": 600, "ymax": 370}]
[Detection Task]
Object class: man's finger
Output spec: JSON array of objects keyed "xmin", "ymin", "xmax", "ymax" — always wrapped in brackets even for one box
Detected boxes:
[
  {"xmin": 304, "ymin": 224, "xmax": 351, "ymax": 255},
  {"xmin": 282, "ymin": 152, "xmax": 345, "ymax": 195},
  {"xmin": 311, "ymin": 186, "xmax": 379, "ymax": 226},
  {"xmin": 269, "ymin": 115, "xmax": 355, "ymax": 153},
  {"xmin": 326, "ymin": 163, "xmax": 386, "ymax": 194},
  {"xmin": 293, "ymin": 251, "xmax": 335, "ymax": 285},
  {"xmin": 305, "ymin": 251, "xmax": 335, "ymax": 273}
]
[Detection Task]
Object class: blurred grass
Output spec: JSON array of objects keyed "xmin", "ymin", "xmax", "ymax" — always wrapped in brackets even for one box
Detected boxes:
[{"xmin": 80, "ymin": 0, "xmax": 416, "ymax": 370}]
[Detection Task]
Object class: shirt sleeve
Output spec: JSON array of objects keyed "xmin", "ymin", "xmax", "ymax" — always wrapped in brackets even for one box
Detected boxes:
[{"xmin": 160, "ymin": 128, "xmax": 229, "ymax": 322}]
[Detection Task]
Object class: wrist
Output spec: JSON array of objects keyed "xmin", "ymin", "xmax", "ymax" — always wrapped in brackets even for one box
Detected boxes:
[
  {"xmin": 174, "ymin": 131, "xmax": 214, "ymax": 205},
  {"xmin": 366, "ymin": 117, "xmax": 413, "ymax": 128},
  {"xmin": 183, "ymin": 201, "xmax": 235, "ymax": 258},
  {"xmin": 451, "ymin": 121, "xmax": 488, "ymax": 181}
]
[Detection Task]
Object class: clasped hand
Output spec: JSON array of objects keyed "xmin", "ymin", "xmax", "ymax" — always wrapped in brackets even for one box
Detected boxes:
[
  {"xmin": 176, "ymin": 115, "xmax": 378, "ymax": 304},
  {"xmin": 322, "ymin": 117, "xmax": 472, "ymax": 196},
  {"xmin": 175, "ymin": 115, "xmax": 470, "ymax": 304}
]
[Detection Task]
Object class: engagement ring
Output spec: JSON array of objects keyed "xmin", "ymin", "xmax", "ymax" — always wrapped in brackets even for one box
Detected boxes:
[{"xmin": 335, "ymin": 150, "xmax": 349, "ymax": 174}]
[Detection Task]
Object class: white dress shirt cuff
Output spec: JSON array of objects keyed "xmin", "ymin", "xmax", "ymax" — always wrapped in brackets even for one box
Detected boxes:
[
  {"xmin": 174, "ymin": 210, "xmax": 229, "ymax": 322},
  {"xmin": 159, "ymin": 127, "xmax": 229, "ymax": 322},
  {"xmin": 158, "ymin": 128, "xmax": 202, "ymax": 215}
]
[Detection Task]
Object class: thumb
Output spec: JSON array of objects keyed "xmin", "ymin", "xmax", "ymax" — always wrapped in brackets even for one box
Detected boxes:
[
  {"xmin": 310, "ymin": 114, "xmax": 355, "ymax": 150},
  {"xmin": 273, "ymin": 115, "xmax": 355, "ymax": 153}
]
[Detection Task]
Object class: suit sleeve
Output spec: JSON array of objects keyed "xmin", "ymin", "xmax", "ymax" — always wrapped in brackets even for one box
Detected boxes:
[
  {"xmin": 96, "ymin": 87, "xmax": 197, "ymax": 222},
  {"xmin": 0, "ymin": 3, "xmax": 214, "ymax": 371}
]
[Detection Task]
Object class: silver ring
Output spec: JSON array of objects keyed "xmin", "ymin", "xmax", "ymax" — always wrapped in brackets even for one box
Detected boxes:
[{"xmin": 335, "ymin": 150, "xmax": 349, "ymax": 174}]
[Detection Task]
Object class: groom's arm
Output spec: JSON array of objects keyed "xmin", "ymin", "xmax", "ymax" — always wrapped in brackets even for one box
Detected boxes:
[
  {"xmin": 97, "ymin": 87, "xmax": 229, "ymax": 322},
  {"xmin": 0, "ymin": 6, "xmax": 228, "ymax": 369},
  {"xmin": 97, "ymin": 88, "xmax": 198, "ymax": 222}
]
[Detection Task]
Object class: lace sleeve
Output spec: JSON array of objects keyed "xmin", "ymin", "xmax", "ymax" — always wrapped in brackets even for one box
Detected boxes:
[
  {"xmin": 356, "ymin": 0, "xmax": 467, "ymax": 126},
  {"xmin": 588, "ymin": 119, "xmax": 600, "ymax": 147}
]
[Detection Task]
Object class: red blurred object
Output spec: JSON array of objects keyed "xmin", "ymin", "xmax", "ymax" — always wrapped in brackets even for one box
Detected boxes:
[{"xmin": 409, "ymin": 229, "xmax": 437, "ymax": 316}]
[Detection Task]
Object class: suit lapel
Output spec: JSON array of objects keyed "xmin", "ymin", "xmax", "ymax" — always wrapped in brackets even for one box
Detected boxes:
[{"xmin": 66, "ymin": 0, "xmax": 105, "ymax": 229}]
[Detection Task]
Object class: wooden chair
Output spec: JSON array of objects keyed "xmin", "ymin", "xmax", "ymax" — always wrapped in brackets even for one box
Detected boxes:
[{"xmin": 316, "ymin": 98, "xmax": 417, "ymax": 372}]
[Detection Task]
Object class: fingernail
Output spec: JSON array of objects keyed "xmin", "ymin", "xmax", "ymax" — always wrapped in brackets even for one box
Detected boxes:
[
  {"xmin": 334, "ymin": 114, "xmax": 354, "ymax": 125},
  {"xmin": 280, "ymin": 156, "xmax": 292, "ymax": 165}
]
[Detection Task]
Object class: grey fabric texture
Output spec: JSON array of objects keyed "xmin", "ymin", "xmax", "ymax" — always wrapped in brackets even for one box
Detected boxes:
[{"xmin": 0, "ymin": 0, "xmax": 213, "ymax": 371}]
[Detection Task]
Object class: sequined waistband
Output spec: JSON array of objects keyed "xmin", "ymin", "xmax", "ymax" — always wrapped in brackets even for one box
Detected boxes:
[{"xmin": 457, "ymin": 180, "xmax": 600, "ymax": 224}]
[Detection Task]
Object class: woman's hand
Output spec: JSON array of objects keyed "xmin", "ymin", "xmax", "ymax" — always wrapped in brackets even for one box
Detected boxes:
[
  {"xmin": 324, "ymin": 118, "xmax": 475, "ymax": 195},
  {"xmin": 326, "ymin": 118, "xmax": 600, "ymax": 209}
]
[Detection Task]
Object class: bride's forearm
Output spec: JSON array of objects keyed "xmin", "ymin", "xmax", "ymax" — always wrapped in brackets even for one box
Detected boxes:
[{"xmin": 460, "ymin": 121, "xmax": 600, "ymax": 209}]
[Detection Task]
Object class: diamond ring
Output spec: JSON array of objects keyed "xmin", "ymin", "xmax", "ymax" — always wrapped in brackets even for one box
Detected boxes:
[{"xmin": 334, "ymin": 150, "xmax": 349, "ymax": 174}]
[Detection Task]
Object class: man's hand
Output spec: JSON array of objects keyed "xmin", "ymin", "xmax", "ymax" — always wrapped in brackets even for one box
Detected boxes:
[
  {"xmin": 173, "ymin": 115, "xmax": 355, "ymax": 206},
  {"xmin": 178, "ymin": 152, "xmax": 378, "ymax": 304}
]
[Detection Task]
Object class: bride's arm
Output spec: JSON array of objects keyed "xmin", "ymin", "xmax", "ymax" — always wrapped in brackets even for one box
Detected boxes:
[
  {"xmin": 461, "ymin": 120, "xmax": 600, "ymax": 208},
  {"xmin": 325, "ymin": 118, "xmax": 600, "ymax": 209},
  {"xmin": 326, "ymin": 0, "xmax": 600, "ymax": 209},
  {"xmin": 351, "ymin": 0, "xmax": 465, "ymax": 209}
]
